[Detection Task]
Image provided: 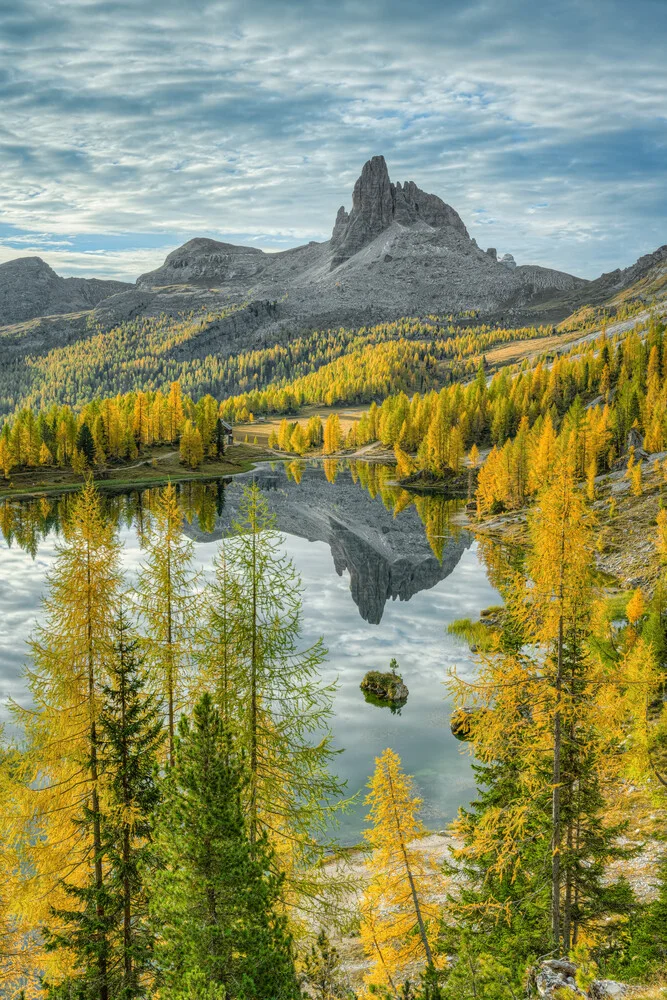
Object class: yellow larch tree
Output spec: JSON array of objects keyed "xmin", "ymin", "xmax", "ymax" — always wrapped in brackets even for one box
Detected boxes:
[
  {"xmin": 134, "ymin": 483, "xmax": 201, "ymax": 764},
  {"xmin": 522, "ymin": 455, "xmax": 595, "ymax": 948},
  {"xmin": 166, "ymin": 380, "xmax": 185, "ymax": 441},
  {"xmin": 278, "ymin": 417, "xmax": 293, "ymax": 452},
  {"xmin": 8, "ymin": 480, "xmax": 122, "ymax": 995},
  {"xmin": 179, "ymin": 419, "xmax": 204, "ymax": 469},
  {"xmin": 527, "ymin": 413, "xmax": 557, "ymax": 493},
  {"xmin": 0, "ymin": 428, "xmax": 14, "ymax": 478},
  {"xmin": 290, "ymin": 422, "xmax": 308, "ymax": 455},
  {"xmin": 359, "ymin": 748, "xmax": 442, "ymax": 995},
  {"xmin": 393, "ymin": 442, "xmax": 415, "ymax": 479},
  {"xmin": 323, "ymin": 413, "xmax": 342, "ymax": 454}
]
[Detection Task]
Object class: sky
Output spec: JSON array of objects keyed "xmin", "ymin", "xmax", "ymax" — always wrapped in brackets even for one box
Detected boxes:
[{"xmin": 1, "ymin": 0, "xmax": 666, "ymax": 282}]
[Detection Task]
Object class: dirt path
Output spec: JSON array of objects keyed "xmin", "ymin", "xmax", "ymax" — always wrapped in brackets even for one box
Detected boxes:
[{"xmin": 120, "ymin": 449, "xmax": 178, "ymax": 470}]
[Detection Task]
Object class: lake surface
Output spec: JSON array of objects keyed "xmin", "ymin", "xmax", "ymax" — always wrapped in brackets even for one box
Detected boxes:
[{"xmin": 0, "ymin": 460, "xmax": 501, "ymax": 843}]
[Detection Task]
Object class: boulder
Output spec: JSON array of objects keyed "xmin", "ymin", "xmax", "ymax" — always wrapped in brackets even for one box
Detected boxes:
[
  {"xmin": 528, "ymin": 961, "xmax": 633, "ymax": 999},
  {"xmin": 499, "ymin": 252, "xmax": 517, "ymax": 269},
  {"xmin": 627, "ymin": 427, "xmax": 648, "ymax": 459},
  {"xmin": 360, "ymin": 669, "xmax": 409, "ymax": 704},
  {"xmin": 532, "ymin": 959, "xmax": 585, "ymax": 998},
  {"xmin": 588, "ymin": 982, "xmax": 629, "ymax": 999}
]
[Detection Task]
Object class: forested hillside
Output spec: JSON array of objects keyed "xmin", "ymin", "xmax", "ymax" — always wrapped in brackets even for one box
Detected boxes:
[{"xmin": 0, "ymin": 304, "xmax": 563, "ymax": 419}]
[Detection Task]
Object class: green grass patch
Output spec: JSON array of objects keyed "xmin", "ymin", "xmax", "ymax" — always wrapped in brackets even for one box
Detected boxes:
[
  {"xmin": 448, "ymin": 618, "xmax": 495, "ymax": 652},
  {"xmin": 605, "ymin": 591, "xmax": 634, "ymax": 622}
]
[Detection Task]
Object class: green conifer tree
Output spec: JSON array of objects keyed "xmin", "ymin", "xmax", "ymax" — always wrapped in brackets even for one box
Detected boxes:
[
  {"xmin": 43, "ymin": 608, "xmax": 164, "ymax": 1000},
  {"xmin": 150, "ymin": 694, "xmax": 298, "ymax": 999},
  {"xmin": 99, "ymin": 609, "xmax": 164, "ymax": 999},
  {"xmin": 76, "ymin": 423, "xmax": 96, "ymax": 466}
]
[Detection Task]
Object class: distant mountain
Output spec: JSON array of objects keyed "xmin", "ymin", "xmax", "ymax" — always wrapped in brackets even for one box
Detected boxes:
[
  {"xmin": 575, "ymin": 244, "xmax": 667, "ymax": 305},
  {"xmin": 1, "ymin": 157, "xmax": 666, "ymax": 340},
  {"xmin": 130, "ymin": 155, "xmax": 586, "ymax": 331},
  {"xmin": 0, "ymin": 256, "xmax": 132, "ymax": 326}
]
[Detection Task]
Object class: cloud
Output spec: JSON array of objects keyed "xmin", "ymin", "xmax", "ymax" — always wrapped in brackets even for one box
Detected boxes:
[{"xmin": 1, "ymin": 0, "xmax": 666, "ymax": 279}]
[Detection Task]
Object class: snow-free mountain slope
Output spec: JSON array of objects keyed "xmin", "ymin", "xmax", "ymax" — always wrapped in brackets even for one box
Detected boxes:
[{"xmin": 0, "ymin": 257, "xmax": 132, "ymax": 326}]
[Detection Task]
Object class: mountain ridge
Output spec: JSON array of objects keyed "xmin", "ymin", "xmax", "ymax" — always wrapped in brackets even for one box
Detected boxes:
[
  {"xmin": 132, "ymin": 154, "xmax": 585, "ymax": 331},
  {"xmin": 0, "ymin": 256, "xmax": 132, "ymax": 326},
  {"xmin": 1, "ymin": 156, "xmax": 666, "ymax": 336}
]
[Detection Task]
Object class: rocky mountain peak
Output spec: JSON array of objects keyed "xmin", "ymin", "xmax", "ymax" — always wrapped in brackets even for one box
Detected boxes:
[
  {"xmin": 330, "ymin": 155, "xmax": 469, "ymax": 268},
  {"xmin": 137, "ymin": 237, "xmax": 265, "ymax": 288},
  {"xmin": 0, "ymin": 256, "xmax": 58, "ymax": 281},
  {"xmin": 0, "ymin": 255, "xmax": 131, "ymax": 326}
]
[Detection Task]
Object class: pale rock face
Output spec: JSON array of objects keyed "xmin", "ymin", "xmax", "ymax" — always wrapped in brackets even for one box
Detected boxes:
[
  {"xmin": 588, "ymin": 982, "xmax": 629, "ymax": 999},
  {"xmin": 130, "ymin": 154, "xmax": 586, "ymax": 335},
  {"xmin": 330, "ymin": 154, "xmax": 469, "ymax": 268},
  {"xmin": 138, "ymin": 237, "xmax": 265, "ymax": 287},
  {"xmin": 499, "ymin": 253, "xmax": 517, "ymax": 268},
  {"xmin": 0, "ymin": 257, "xmax": 131, "ymax": 326}
]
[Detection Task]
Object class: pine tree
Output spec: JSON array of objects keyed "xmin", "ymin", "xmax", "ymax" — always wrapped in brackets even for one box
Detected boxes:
[
  {"xmin": 76, "ymin": 423, "xmax": 96, "ymax": 467},
  {"xmin": 299, "ymin": 930, "xmax": 352, "ymax": 999},
  {"xmin": 150, "ymin": 694, "xmax": 298, "ymax": 999},
  {"xmin": 359, "ymin": 748, "xmax": 442, "ymax": 995},
  {"xmin": 214, "ymin": 417, "xmax": 226, "ymax": 457},
  {"xmin": 99, "ymin": 609, "xmax": 164, "ymax": 999},
  {"xmin": 135, "ymin": 483, "xmax": 201, "ymax": 764}
]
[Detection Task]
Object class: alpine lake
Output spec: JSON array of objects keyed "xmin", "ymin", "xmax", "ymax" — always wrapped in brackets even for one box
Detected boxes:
[{"xmin": 0, "ymin": 459, "xmax": 503, "ymax": 844}]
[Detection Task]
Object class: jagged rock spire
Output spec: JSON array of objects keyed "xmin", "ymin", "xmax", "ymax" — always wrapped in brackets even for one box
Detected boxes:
[{"xmin": 330, "ymin": 154, "xmax": 469, "ymax": 268}]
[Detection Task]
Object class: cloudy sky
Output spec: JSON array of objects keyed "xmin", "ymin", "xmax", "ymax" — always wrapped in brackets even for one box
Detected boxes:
[{"xmin": 1, "ymin": 0, "xmax": 666, "ymax": 281}]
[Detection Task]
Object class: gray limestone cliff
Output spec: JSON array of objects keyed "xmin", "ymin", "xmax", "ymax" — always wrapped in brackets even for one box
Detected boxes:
[
  {"xmin": 0, "ymin": 256, "xmax": 131, "ymax": 326},
  {"xmin": 5, "ymin": 156, "xmax": 663, "ymax": 339},
  {"xmin": 330, "ymin": 154, "xmax": 468, "ymax": 268}
]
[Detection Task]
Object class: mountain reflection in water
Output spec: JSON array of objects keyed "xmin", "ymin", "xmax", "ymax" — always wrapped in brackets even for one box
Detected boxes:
[
  {"xmin": 0, "ymin": 460, "xmax": 472, "ymax": 625},
  {"xmin": 184, "ymin": 461, "xmax": 473, "ymax": 624}
]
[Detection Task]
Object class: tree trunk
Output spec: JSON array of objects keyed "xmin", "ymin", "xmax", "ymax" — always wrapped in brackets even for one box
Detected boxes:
[
  {"xmin": 87, "ymin": 544, "xmax": 109, "ymax": 1000},
  {"xmin": 385, "ymin": 764, "xmax": 434, "ymax": 968},
  {"xmin": 120, "ymin": 640, "xmax": 133, "ymax": 992},
  {"xmin": 166, "ymin": 542, "xmax": 174, "ymax": 767},
  {"xmin": 249, "ymin": 509, "xmax": 258, "ymax": 845}
]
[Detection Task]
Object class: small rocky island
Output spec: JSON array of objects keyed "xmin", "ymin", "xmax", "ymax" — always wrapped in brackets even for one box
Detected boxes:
[{"xmin": 361, "ymin": 659, "xmax": 409, "ymax": 706}]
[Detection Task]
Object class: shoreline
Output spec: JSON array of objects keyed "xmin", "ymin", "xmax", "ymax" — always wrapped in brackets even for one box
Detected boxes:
[{"xmin": 0, "ymin": 445, "xmax": 273, "ymax": 502}]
